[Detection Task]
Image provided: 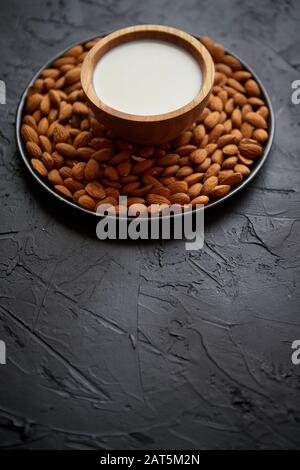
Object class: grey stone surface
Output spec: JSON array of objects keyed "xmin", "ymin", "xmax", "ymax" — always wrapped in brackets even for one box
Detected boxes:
[{"xmin": 0, "ymin": 0, "xmax": 300, "ymax": 450}]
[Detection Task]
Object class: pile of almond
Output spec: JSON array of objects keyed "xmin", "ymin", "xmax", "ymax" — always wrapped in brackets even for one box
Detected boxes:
[{"xmin": 21, "ymin": 36, "xmax": 270, "ymax": 214}]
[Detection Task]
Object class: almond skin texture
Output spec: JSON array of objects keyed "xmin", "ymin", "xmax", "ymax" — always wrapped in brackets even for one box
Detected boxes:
[
  {"xmin": 26, "ymin": 142, "xmax": 42, "ymax": 159},
  {"xmin": 169, "ymin": 193, "xmax": 190, "ymax": 205},
  {"xmin": 31, "ymin": 159, "xmax": 48, "ymax": 177},
  {"xmin": 21, "ymin": 124, "xmax": 39, "ymax": 144},
  {"xmin": 85, "ymin": 182, "xmax": 106, "ymax": 199},
  {"xmin": 189, "ymin": 149, "xmax": 207, "ymax": 165},
  {"xmin": 56, "ymin": 143, "xmax": 77, "ymax": 158},
  {"xmin": 55, "ymin": 185, "xmax": 72, "ymax": 199},
  {"xmin": 84, "ymin": 159, "xmax": 100, "ymax": 182},
  {"xmin": 245, "ymin": 112, "xmax": 268, "ymax": 129},
  {"xmin": 167, "ymin": 181, "xmax": 189, "ymax": 194},
  {"xmin": 191, "ymin": 195, "xmax": 209, "ymax": 207},
  {"xmin": 201, "ymin": 176, "xmax": 219, "ymax": 195},
  {"xmin": 146, "ymin": 194, "xmax": 170, "ymax": 205},
  {"xmin": 239, "ymin": 138, "xmax": 263, "ymax": 158},
  {"xmin": 78, "ymin": 195, "xmax": 96, "ymax": 210},
  {"xmin": 211, "ymin": 185, "xmax": 231, "ymax": 197},
  {"xmin": 220, "ymin": 172, "xmax": 243, "ymax": 186},
  {"xmin": 48, "ymin": 169, "xmax": 63, "ymax": 185}
]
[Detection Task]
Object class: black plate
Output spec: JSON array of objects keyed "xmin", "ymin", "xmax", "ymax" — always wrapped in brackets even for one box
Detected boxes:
[{"xmin": 16, "ymin": 34, "xmax": 275, "ymax": 217}]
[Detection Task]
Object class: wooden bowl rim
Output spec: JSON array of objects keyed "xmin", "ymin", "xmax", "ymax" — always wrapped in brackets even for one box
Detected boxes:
[{"xmin": 81, "ymin": 24, "xmax": 214, "ymax": 123}]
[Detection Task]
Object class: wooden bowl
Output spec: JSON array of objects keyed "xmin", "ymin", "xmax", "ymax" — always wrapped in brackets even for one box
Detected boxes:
[{"xmin": 81, "ymin": 25, "xmax": 214, "ymax": 145}]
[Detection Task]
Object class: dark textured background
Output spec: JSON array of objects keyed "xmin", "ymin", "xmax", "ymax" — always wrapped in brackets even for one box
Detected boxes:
[{"xmin": 0, "ymin": 0, "xmax": 300, "ymax": 450}]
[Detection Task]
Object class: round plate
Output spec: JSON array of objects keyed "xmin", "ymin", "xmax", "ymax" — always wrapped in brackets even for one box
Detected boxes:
[{"xmin": 16, "ymin": 33, "xmax": 275, "ymax": 217}]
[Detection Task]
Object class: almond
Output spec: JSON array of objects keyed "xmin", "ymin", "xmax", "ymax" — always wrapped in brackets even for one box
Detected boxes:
[
  {"xmin": 59, "ymin": 166, "xmax": 72, "ymax": 179},
  {"xmin": 49, "ymin": 89, "xmax": 61, "ymax": 108},
  {"xmin": 209, "ymin": 95, "xmax": 223, "ymax": 112},
  {"xmin": 163, "ymin": 164, "xmax": 180, "ymax": 177},
  {"xmin": 241, "ymin": 122, "xmax": 254, "ymax": 139},
  {"xmin": 53, "ymin": 123, "xmax": 69, "ymax": 142},
  {"xmin": 176, "ymin": 144, "xmax": 197, "ymax": 156},
  {"xmin": 31, "ymin": 158, "xmax": 48, "ymax": 177},
  {"xmin": 64, "ymin": 178, "xmax": 84, "ymax": 193},
  {"xmin": 222, "ymin": 144, "xmax": 238, "ymax": 156},
  {"xmin": 211, "ymin": 149, "xmax": 224, "ymax": 164},
  {"xmin": 26, "ymin": 142, "xmax": 42, "ymax": 159},
  {"xmin": 93, "ymin": 148, "xmax": 114, "ymax": 162},
  {"xmin": 85, "ymin": 181, "xmax": 106, "ymax": 199},
  {"xmin": 227, "ymin": 78, "xmax": 246, "ymax": 93},
  {"xmin": 104, "ymin": 166, "xmax": 119, "ymax": 181},
  {"xmin": 37, "ymin": 117, "xmax": 49, "ymax": 135},
  {"xmin": 150, "ymin": 187, "xmax": 171, "ymax": 198},
  {"xmin": 211, "ymin": 185, "xmax": 231, "ymax": 197},
  {"xmin": 208, "ymin": 123, "xmax": 224, "ymax": 142},
  {"xmin": 130, "ymin": 185, "xmax": 153, "ymax": 197},
  {"xmin": 26, "ymin": 93, "xmax": 43, "ymax": 113},
  {"xmin": 191, "ymin": 195, "xmax": 209, "ymax": 206},
  {"xmin": 196, "ymin": 157, "xmax": 211, "ymax": 172},
  {"xmin": 201, "ymin": 176, "xmax": 219, "ymax": 195},
  {"xmin": 239, "ymin": 138, "xmax": 263, "ymax": 158},
  {"xmin": 203, "ymin": 163, "xmax": 221, "ymax": 180},
  {"xmin": 231, "ymin": 108, "xmax": 242, "ymax": 128},
  {"xmin": 65, "ymin": 67, "xmax": 81, "ymax": 86},
  {"xmin": 73, "ymin": 189, "xmax": 87, "ymax": 202},
  {"xmin": 234, "ymin": 164, "xmax": 251, "ymax": 176},
  {"xmin": 252, "ymin": 128, "xmax": 268, "ymax": 143},
  {"xmin": 71, "ymin": 162, "xmax": 86, "ymax": 180},
  {"xmin": 78, "ymin": 194, "xmax": 96, "ymax": 210},
  {"xmin": 132, "ymin": 159, "xmax": 154, "ymax": 175},
  {"xmin": 117, "ymin": 160, "xmax": 132, "ymax": 177},
  {"xmin": 157, "ymin": 154, "xmax": 180, "ymax": 166},
  {"xmin": 41, "ymin": 152, "xmax": 54, "ymax": 170},
  {"xmin": 169, "ymin": 192, "xmax": 190, "ymax": 204},
  {"xmin": 176, "ymin": 166, "xmax": 193, "ymax": 179},
  {"xmin": 187, "ymin": 183, "xmax": 202, "ymax": 199},
  {"xmin": 73, "ymin": 131, "xmax": 92, "ymax": 148},
  {"xmin": 21, "ymin": 124, "xmax": 39, "ymax": 144},
  {"xmin": 184, "ymin": 173, "xmax": 204, "ymax": 186},
  {"xmin": 217, "ymin": 134, "xmax": 236, "ymax": 148},
  {"xmin": 56, "ymin": 142, "xmax": 77, "ymax": 158},
  {"xmin": 23, "ymin": 115, "xmax": 38, "ymax": 130},
  {"xmin": 48, "ymin": 169, "xmax": 63, "ymax": 185},
  {"xmin": 59, "ymin": 102, "xmax": 73, "ymax": 121},
  {"xmin": 220, "ymin": 172, "xmax": 243, "ymax": 186},
  {"xmin": 223, "ymin": 55, "xmax": 242, "ymax": 70},
  {"xmin": 76, "ymin": 147, "xmax": 95, "ymax": 160},
  {"xmin": 192, "ymin": 124, "xmax": 206, "ymax": 144},
  {"xmin": 73, "ymin": 101, "xmax": 89, "ymax": 115},
  {"xmin": 204, "ymin": 111, "xmax": 220, "ymax": 129},
  {"xmin": 84, "ymin": 159, "xmax": 99, "ymax": 181},
  {"xmin": 189, "ymin": 149, "xmax": 207, "ymax": 164},
  {"xmin": 245, "ymin": 79, "xmax": 261, "ymax": 97},
  {"xmin": 96, "ymin": 197, "xmax": 118, "ymax": 207},
  {"xmin": 245, "ymin": 112, "xmax": 267, "ymax": 129},
  {"xmin": 167, "ymin": 181, "xmax": 188, "ymax": 194},
  {"xmin": 39, "ymin": 135, "xmax": 52, "ymax": 154},
  {"xmin": 55, "ymin": 184, "xmax": 72, "ymax": 198},
  {"xmin": 146, "ymin": 194, "xmax": 170, "ymax": 205}
]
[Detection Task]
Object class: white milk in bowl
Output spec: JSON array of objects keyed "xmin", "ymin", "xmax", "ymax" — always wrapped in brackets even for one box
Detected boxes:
[{"xmin": 92, "ymin": 39, "xmax": 202, "ymax": 116}]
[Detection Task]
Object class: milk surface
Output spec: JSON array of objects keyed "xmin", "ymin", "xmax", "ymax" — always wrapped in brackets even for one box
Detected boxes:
[{"xmin": 93, "ymin": 39, "xmax": 202, "ymax": 116}]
